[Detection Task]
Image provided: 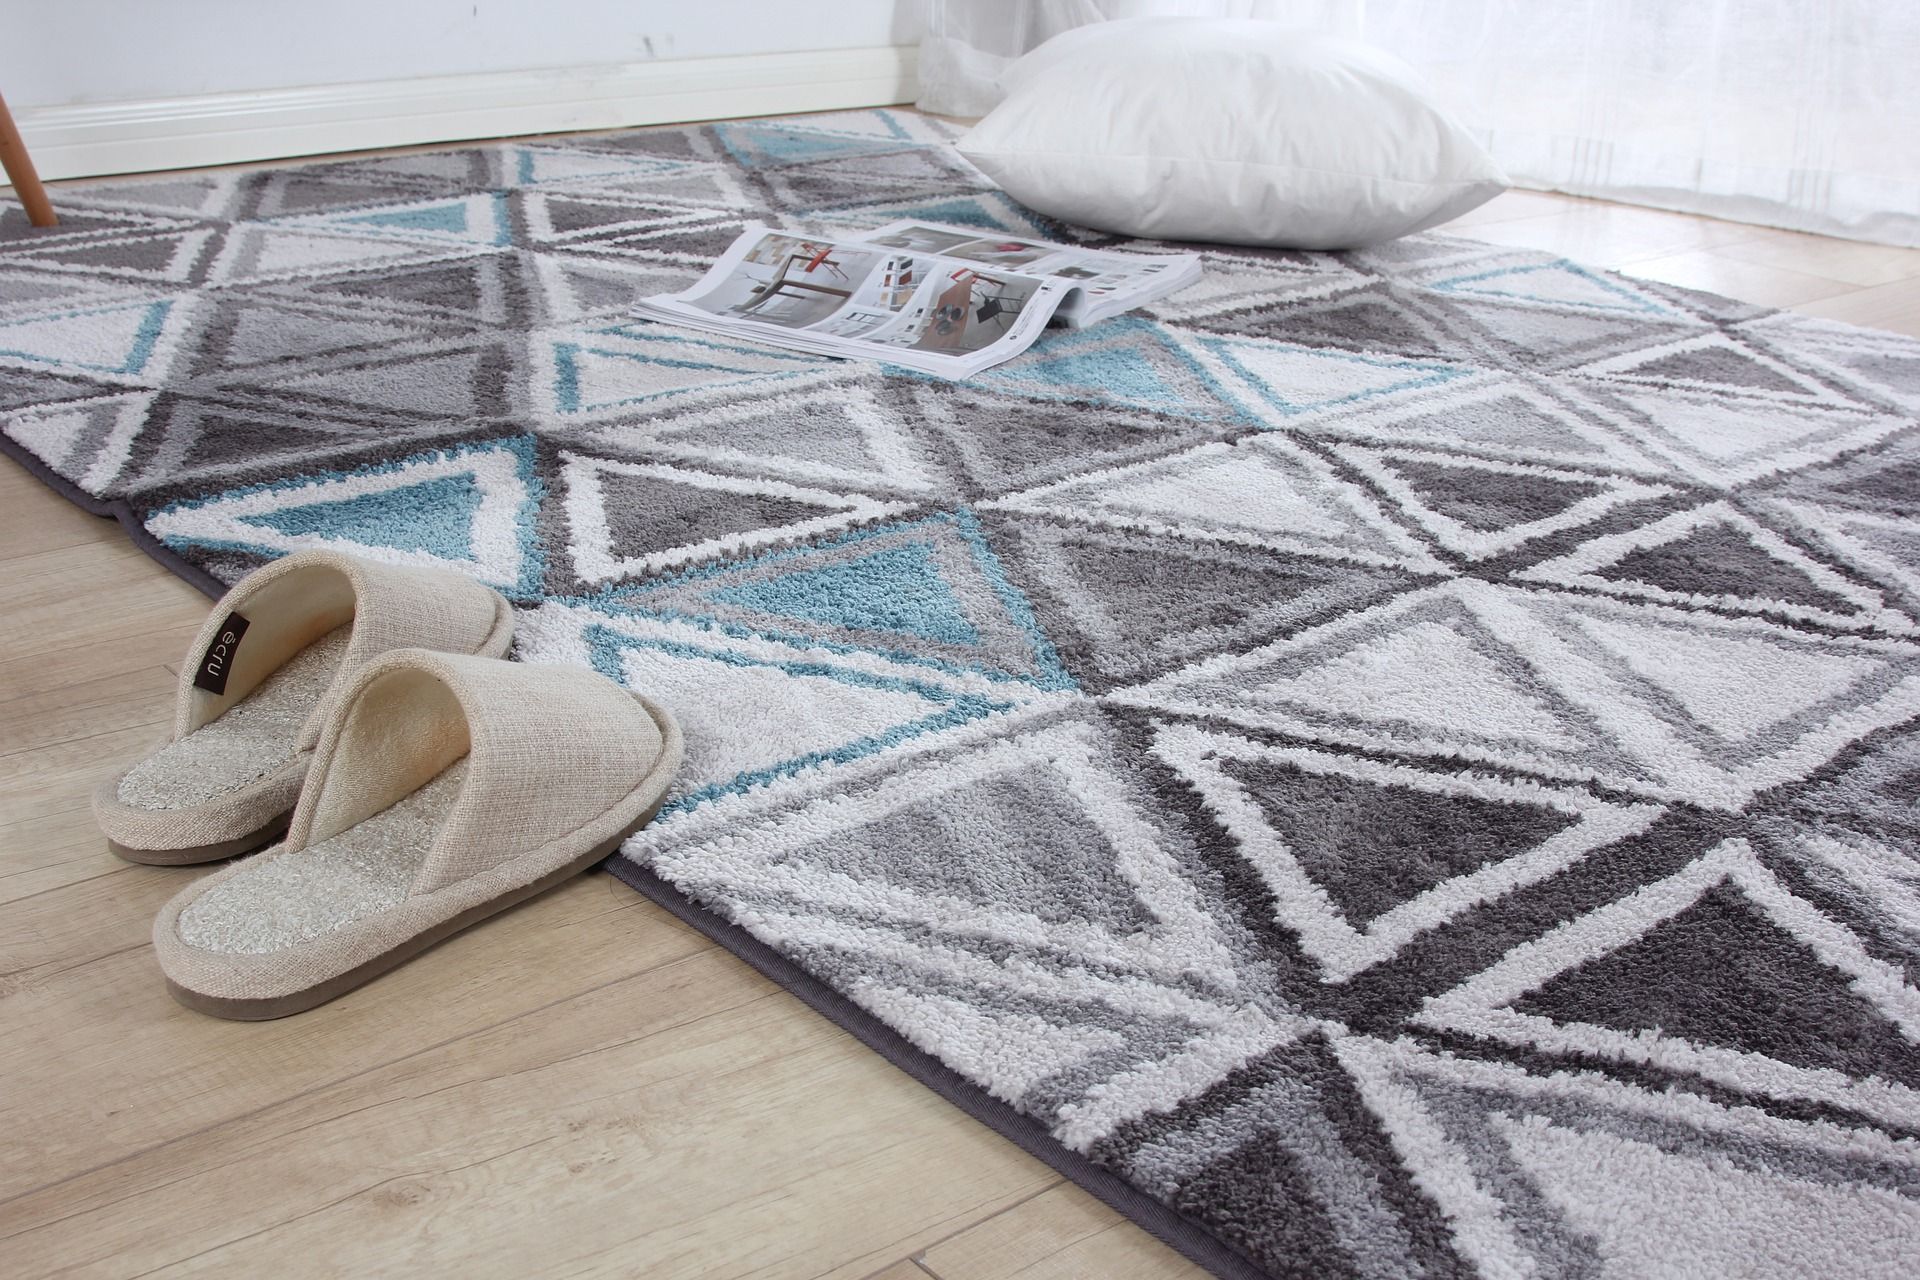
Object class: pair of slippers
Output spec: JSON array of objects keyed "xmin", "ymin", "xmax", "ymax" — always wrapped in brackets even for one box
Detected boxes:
[{"xmin": 93, "ymin": 550, "xmax": 683, "ymax": 1021}]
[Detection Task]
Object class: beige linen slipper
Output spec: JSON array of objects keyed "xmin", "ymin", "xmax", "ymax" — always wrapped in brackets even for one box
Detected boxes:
[
  {"xmin": 152, "ymin": 648, "xmax": 683, "ymax": 1019},
  {"xmin": 94, "ymin": 550, "xmax": 515, "ymax": 865}
]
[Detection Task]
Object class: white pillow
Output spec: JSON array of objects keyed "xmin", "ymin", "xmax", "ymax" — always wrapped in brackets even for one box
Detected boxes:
[{"xmin": 955, "ymin": 19, "xmax": 1508, "ymax": 251}]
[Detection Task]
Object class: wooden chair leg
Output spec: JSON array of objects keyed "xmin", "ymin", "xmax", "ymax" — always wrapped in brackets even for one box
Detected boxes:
[{"xmin": 0, "ymin": 89, "xmax": 57, "ymax": 228}]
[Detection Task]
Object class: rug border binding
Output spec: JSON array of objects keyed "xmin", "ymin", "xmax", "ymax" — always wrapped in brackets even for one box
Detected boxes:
[
  {"xmin": 1, "ymin": 432, "xmax": 227, "ymax": 598},
  {"xmin": 607, "ymin": 859, "xmax": 1274, "ymax": 1280},
  {"xmin": 0, "ymin": 429, "xmax": 1271, "ymax": 1280}
]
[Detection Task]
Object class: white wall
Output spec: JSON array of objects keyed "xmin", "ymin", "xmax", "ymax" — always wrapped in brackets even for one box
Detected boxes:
[
  {"xmin": 0, "ymin": 1, "xmax": 924, "ymax": 180},
  {"xmin": 1, "ymin": 1, "xmax": 919, "ymax": 107}
]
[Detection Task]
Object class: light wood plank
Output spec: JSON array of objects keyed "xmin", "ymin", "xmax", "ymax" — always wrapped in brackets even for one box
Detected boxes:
[
  {"xmin": 2, "ymin": 525, "xmax": 185, "ymax": 602},
  {"xmin": 0, "ymin": 622, "xmax": 201, "ymax": 710},
  {"xmin": 1445, "ymin": 201, "xmax": 1756, "ymax": 269},
  {"xmin": 0, "ymin": 859, "xmax": 173, "ymax": 997},
  {"xmin": 0, "ymin": 476, "xmax": 215, "ymax": 902},
  {"xmin": 0, "ymin": 470, "xmax": 117, "ymax": 556},
  {"xmin": 1713, "ymin": 226, "xmax": 1920, "ymax": 289},
  {"xmin": 918, "ymin": 1182, "xmax": 1204, "ymax": 1280},
  {"xmin": 800, "ymin": 1181, "xmax": 1069, "ymax": 1280},
  {"xmin": 0, "ymin": 665, "xmax": 176, "ymax": 759},
  {"xmin": 0, "ymin": 572, "xmax": 209, "ymax": 667},
  {"xmin": 866, "ymin": 1263, "xmax": 938, "ymax": 1280},
  {"xmin": 1789, "ymin": 276, "xmax": 1920, "ymax": 340},
  {"xmin": 1616, "ymin": 250, "xmax": 1855, "ymax": 310},
  {"xmin": 0, "ymin": 809, "xmax": 125, "ymax": 905},
  {"xmin": 2, "ymin": 945, "xmax": 1054, "ymax": 1280},
  {"xmin": 0, "ymin": 722, "xmax": 183, "ymax": 826},
  {"xmin": 0, "ymin": 537, "xmax": 208, "ymax": 621},
  {"xmin": 0, "ymin": 877, "xmax": 711, "ymax": 1199}
]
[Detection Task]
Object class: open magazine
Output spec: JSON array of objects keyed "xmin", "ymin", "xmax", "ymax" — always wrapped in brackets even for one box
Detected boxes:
[{"xmin": 632, "ymin": 221, "xmax": 1204, "ymax": 378}]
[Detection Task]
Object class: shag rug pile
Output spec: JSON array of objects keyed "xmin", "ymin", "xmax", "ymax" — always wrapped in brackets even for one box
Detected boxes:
[{"xmin": 6, "ymin": 109, "xmax": 1920, "ymax": 1278}]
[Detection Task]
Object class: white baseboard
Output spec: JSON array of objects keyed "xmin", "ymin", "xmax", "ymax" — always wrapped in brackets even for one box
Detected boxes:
[{"xmin": 14, "ymin": 46, "xmax": 920, "ymax": 182}]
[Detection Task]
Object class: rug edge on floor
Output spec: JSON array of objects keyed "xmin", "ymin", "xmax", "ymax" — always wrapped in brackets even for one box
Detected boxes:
[
  {"xmin": 0, "ymin": 427, "xmax": 1267, "ymax": 1280},
  {"xmin": 608, "ymin": 859, "xmax": 1275, "ymax": 1280},
  {"xmin": 1, "ymin": 432, "xmax": 227, "ymax": 599}
]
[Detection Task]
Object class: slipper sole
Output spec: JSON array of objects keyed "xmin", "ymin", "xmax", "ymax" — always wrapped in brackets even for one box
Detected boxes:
[
  {"xmin": 162, "ymin": 691, "xmax": 678, "ymax": 1021},
  {"xmin": 165, "ymin": 790, "xmax": 666, "ymax": 1020},
  {"xmin": 109, "ymin": 811, "xmax": 292, "ymax": 867}
]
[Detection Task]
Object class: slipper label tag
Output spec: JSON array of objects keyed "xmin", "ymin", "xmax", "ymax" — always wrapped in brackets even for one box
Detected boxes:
[{"xmin": 193, "ymin": 613, "xmax": 251, "ymax": 696}]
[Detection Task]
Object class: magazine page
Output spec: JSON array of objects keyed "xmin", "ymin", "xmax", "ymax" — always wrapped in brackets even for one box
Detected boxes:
[
  {"xmin": 851, "ymin": 259, "xmax": 1074, "ymax": 375},
  {"xmin": 653, "ymin": 252, "xmax": 1074, "ymax": 377},
  {"xmin": 1041, "ymin": 248, "xmax": 1203, "ymax": 324},
  {"xmin": 637, "ymin": 224, "xmax": 1078, "ymax": 375},
  {"xmin": 640, "ymin": 226, "xmax": 990, "ymax": 351},
  {"xmin": 806, "ymin": 247, "xmax": 939, "ymax": 340},
  {"xmin": 864, "ymin": 222, "xmax": 1203, "ymax": 325},
  {"xmin": 634, "ymin": 222, "xmax": 1198, "ymax": 376},
  {"xmin": 657, "ymin": 228, "xmax": 899, "ymax": 337}
]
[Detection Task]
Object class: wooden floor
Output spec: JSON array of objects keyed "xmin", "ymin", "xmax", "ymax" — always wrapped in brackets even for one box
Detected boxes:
[{"xmin": 2, "ymin": 179, "xmax": 1918, "ymax": 1279}]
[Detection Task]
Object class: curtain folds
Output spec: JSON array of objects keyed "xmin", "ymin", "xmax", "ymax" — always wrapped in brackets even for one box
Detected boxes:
[{"xmin": 918, "ymin": 0, "xmax": 1920, "ymax": 246}]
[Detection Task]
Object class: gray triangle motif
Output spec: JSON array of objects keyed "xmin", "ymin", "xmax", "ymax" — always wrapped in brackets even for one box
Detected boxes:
[
  {"xmin": 1222, "ymin": 754, "xmax": 1579, "ymax": 928},
  {"xmin": 1387, "ymin": 456, "xmax": 1606, "ymax": 532},
  {"xmin": 992, "ymin": 514, "xmax": 1416, "ymax": 688},
  {"xmin": 1594, "ymin": 522, "xmax": 1857, "ymax": 615},
  {"xmin": 595, "ymin": 468, "xmax": 845, "ymax": 564},
  {"xmin": 805, "ymin": 766, "xmax": 1157, "ymax": 931},
  {"xmin": 1513, "ymin": 881, "xmax": 1920, "ymax": 1087}
]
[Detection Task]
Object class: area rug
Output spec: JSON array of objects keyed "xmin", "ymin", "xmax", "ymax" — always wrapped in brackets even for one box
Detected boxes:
[{"xmin": 7, "ymin": 109, "xmax": 1920, "ymax": 1278}]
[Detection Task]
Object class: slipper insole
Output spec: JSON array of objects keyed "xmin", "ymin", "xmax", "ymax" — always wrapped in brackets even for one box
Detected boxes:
[
  {"xmin": 117, "ymin": 627, "xmax": 352, "ymax": 811},
  {"xmin": 176, "ymin": 759, "xmax": 469, "ymax": 955}
]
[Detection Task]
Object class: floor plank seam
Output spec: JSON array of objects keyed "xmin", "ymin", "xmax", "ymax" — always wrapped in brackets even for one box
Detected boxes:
[
  {"xmin": 0, "ymin": 945, "xmax": 723, "ymax": 1221},
  {"xmin": 905, "ymin": 1177, "xmax": 1069, "ymax": 1263}
]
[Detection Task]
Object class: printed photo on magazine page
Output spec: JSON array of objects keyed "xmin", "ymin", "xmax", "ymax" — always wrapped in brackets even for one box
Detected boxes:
[
  {"xmin": 678, "ymin": 231, "xmax": 889, "ymax": 330},
  {"xmin": 862, "ymin": 221, "xmax": 1203, "ymax": 326},
  {"xmin": 864, "ymin": 264, "xmax": 1056, "ymax": 357},
  {"xmin": 806, "ymin": 251, "xmax": 937, "ymax": 339},
  {"xmin": 635, "ymin": 221, "xmax": 1202, "ymax": 377}
]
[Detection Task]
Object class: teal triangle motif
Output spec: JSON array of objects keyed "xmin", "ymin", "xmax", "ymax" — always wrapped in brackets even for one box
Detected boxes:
[
  {"xmin": 241, "ymin": 472, "xmax": 482, "ymax": 559},
  {"xmin": 996, "ymin": 340, "xmax": 1180, "ymax": 407},
  {"xmin": 714, "ymin": 123, "xmax": 919, "ymax": 168},
  {"xmin": 343, "ymin": 202, "xmax": 471, "ymax": 235},
  {"xmin": 594, "ymin": 510, "xmax": 1076, "ymax": 689},
  {"xmin": 863, "ymin": 197, "xmax": 1008, "ymax": 230},
  {"xmin": 706, "ymin": 541, "xmax": 981, "ymax": 645}
]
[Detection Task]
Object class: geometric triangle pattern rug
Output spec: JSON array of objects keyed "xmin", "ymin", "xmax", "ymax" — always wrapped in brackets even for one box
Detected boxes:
[{"xmin": 7, "ymin": 109, "xmax": 1920, "ymax": 1279}]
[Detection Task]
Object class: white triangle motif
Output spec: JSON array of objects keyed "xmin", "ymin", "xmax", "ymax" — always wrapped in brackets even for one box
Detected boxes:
[
  {"xmin": 989, "ymin": 438, "xmax": 1446, "ymax": 572},
  {"xmin": 1212, "ymin": 338, "xmax": 1464, "ymax": 412},
  {"xmin": 855, "ymin": 984, "xmax": 1126, "ymax": 1099},
  {"xmin": 0, "ymin": 300, "xmax": 176, "ymax": 376},
  {"xmin": 610, "ymin": 637, "xmax": 957, "ymax": 797},
  {"xmin": 1499, "ymin": 1113, "xmax": 1920, "ymax": 1275},
  {"xmin": 1574, "ymin": 613, "xmax": 1882, "ymax": 741},
  {"xmin": 1442, "ymin": 262, "xmax": 1667, "ymax": 314},
  {"xmin": 1249, "ymin": 620, "xmax": 1579, "ymax": 750}
]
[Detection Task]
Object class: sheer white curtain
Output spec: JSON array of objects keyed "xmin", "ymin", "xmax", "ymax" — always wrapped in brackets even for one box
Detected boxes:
[{"xmin": 918, "ymin": 1, "xmax": 1920, "ymax": 246}]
